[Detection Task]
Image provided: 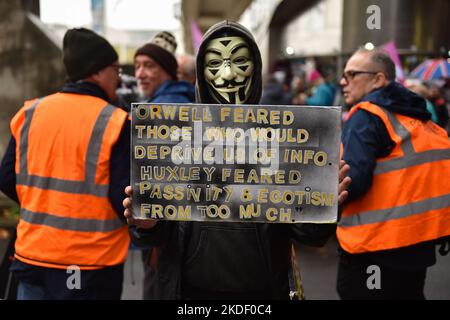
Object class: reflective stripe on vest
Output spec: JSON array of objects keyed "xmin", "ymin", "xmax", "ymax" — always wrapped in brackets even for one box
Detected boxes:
[
  {"xmin": 20, "ymin": 208, "xmax": 124, "ymax": 232},
  {"xmin": 373, "ymin": 109, "xmax": 450, "ymax": 174},
  {"xmin": 375, "ymin": 149, "xmax": 450, "ymax": 175},
  {"xmin": 17, "ymin": 100, "xmax": 115, "ymax": 199},
  {"xmin": 340, "ymin": 193, "xmax": 450, "ymax": 227},
  {"xmin": 338, "ymin": 102, "xmax": 450, "ymax": 253}
]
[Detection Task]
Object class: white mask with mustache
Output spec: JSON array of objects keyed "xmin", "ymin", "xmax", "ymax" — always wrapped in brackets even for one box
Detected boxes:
[{"xmin": 204, "ymin": 36, "xmax": 254, "ymax": 104}]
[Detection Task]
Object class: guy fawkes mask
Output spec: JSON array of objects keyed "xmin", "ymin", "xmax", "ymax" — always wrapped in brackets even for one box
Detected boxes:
[{"xmin": 204, "ymin": 36, "xmax": 254, "ymax": 104}]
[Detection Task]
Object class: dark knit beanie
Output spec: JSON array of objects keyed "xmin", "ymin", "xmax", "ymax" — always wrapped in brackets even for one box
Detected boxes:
[
  {"xmin": 63, "ymin": 28, "xmax": 118, "ymax": 81},
  {"xmin": 134, "ymin": 43, "xmax": 178, "ymax": 80}
]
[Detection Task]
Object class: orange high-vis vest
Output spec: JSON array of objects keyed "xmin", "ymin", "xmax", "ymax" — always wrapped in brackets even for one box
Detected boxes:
[
  {"xmin": 337, "ymin": 101, "xmax": 450, "ymax": 254},
  {"xmin": 10, "ymin": 93, "xmax": 130, "ymax": 270}
]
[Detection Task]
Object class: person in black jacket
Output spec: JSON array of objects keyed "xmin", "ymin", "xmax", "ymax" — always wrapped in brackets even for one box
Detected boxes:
[{"xmin": 124, "ymin": 21, "xmax": 351, "ymax": 300}]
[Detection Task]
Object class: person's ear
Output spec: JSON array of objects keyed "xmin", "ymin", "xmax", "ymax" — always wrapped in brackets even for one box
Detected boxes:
[
  {"xmin": 87, "ymin": 69, "xmax": 100, "ymax": 82},
  {"xmin": 372, "ymin": 72, "xmax": 388, "ymax": 90},
  {"xmin": 90, "ymin": 67, "xmax": 109, "ymax": 83}
]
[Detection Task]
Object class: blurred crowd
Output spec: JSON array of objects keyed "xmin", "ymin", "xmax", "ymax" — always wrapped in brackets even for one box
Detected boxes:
[
  {"xmin": 260, "ymin": 61, "xmax": 450, "ymax": 135},
  {"xmin": 114, "ymin": 43, "xmax": 450, "ymax": 136}
]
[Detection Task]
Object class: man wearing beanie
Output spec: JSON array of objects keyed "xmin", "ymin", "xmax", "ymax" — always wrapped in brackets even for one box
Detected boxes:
[
  {"xmin": 0, "ymin": 28, "xmax": 130, "ymax": 300},
  {"xmin": 133, "ymin": 31, "xmax": 195, "ymax": 300},
  {"xmin": 134, "ymin": 31, "xmax": 195, "ymax": 104}
]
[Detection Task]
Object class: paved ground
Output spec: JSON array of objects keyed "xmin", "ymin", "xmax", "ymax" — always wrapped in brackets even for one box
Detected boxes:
[
  {"xmin": 121, "ymin": 249, "xmax": 144, "ymax": 300},
  {"xmin": 121, "ymin": 236, "xmax": 450, "ymax": 300},
  {"xmin": 296, "ymin": 236, "xmax": 450, "ymax": 300}
]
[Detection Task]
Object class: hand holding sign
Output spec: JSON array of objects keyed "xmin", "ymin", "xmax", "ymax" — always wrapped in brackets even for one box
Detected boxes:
[
  {"xmin": 123, "ymin": 186, "xmax": 157, "ymax": 229},
  {"xmin": 338, "ymin": 160, "xmax": 351, "ymax": 205}
]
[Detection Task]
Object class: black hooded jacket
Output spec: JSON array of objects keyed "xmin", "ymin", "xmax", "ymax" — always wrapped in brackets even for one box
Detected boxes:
[
  {"xmin": 130, "ymin": 21, "xmax": 335, "ymax": 300},
  {"xmin": 195, "ymin": 20, "xmax": 262, "ymax": 105}
]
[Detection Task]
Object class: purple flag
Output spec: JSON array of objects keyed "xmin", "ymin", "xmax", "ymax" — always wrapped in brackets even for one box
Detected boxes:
[
  {"xmin": 382, "ymin": 41, "xmax": 405, "ymax": 83},
  {"xmin": 191, "ymin": 20, "xmax": 203, "ymax": 53}
]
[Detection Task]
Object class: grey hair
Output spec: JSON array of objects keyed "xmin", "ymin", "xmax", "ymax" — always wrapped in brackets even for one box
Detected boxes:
[
  {"xmin": 177, "ymin": 54, "xmax": 196, "ymax": 77},
  {"xmin": 356, "ymin": 48, "xmax": 396, "ymax": 81}
]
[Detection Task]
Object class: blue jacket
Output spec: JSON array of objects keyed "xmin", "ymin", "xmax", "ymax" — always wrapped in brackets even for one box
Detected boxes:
[
  {"xmin": 149, "ymin": 80, "xmax": 195, "ymax": 103},
  {"xmin": 305, "ymin": 83, "xmax": 336, "ymax": 106},
  {"xmin": 342, "ymin": 81, "xmax": 435, "ymax": 270}
]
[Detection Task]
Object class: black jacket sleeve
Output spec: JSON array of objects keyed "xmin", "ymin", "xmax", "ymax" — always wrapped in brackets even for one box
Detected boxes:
[
  {"xmin": 291, "ymin": 223, "xmax": 336, "ymax": 247},
  {"xmin": 108, "ymin": 119, "xmax": 130, "ymax": 221},
  {"xmin": 129, "ymin": 222, "xmax": 172, "ymax": 247},
  {"xmin": 342, "ymin": 109, "xmax": 395, "ymax": 202},
  {"xmin": 0, "ymin": 136, "xmax": 19, "ymax": 203}
]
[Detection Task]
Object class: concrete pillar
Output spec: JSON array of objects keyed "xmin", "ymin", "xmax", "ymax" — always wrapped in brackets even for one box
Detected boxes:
[
  {"xmin": 0, "ymin": 1, "xmax": 65, "ymax": 205},
  {"xmin": 342, "ymin": 0, "xmax": 450, "ymax": 54},
  {"xmin": 0, "ymin": 1, "xmax": 65, "ymax": 155}
]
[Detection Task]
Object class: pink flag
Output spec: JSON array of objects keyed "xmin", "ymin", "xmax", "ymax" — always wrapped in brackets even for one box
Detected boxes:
[
  {"xmin": 382, "ymin": 41, "xmax": 405, "ymax": 83},
  {"xmin": 191, "ymin": 20, "xmax": 203, "ymax": 53}
]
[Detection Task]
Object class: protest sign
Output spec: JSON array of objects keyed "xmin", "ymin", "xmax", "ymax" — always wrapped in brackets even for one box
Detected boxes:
[{"xmin": 131, "ymin": 103, "xmax": 341, "ymax": 223}]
